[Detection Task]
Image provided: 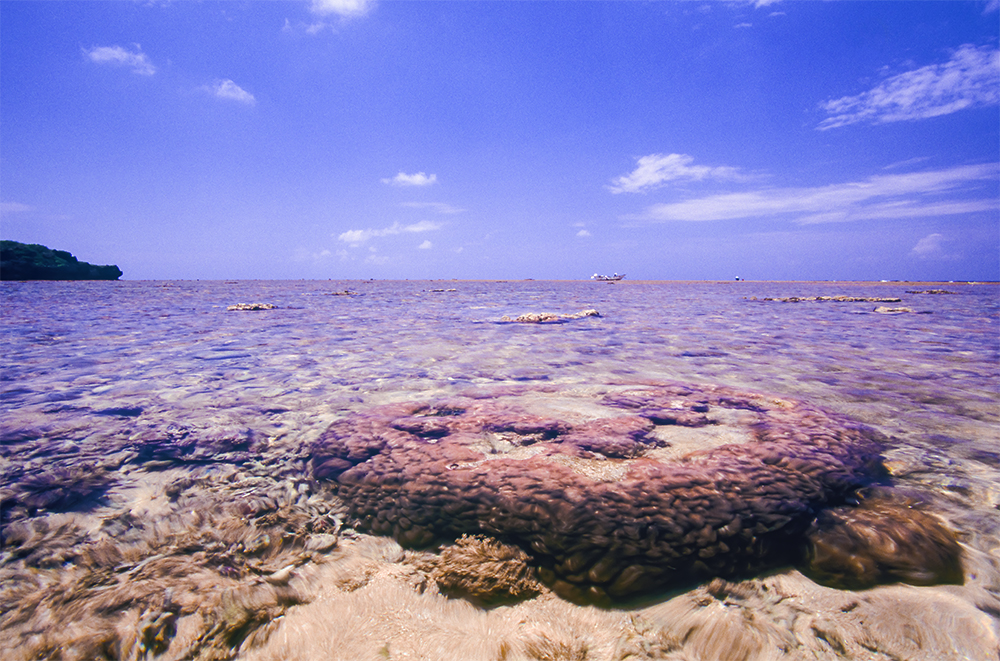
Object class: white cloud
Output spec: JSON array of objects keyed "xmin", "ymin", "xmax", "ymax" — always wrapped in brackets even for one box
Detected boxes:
[
  {"xmin": 310, "ymin": 0, "xmax": 373, "ymax": 17},
  {"xmin": 631, "ymin": 163, "xmax": 999, "ymax": 224},
  {"xmin": 608, "ymin": 153, "xmax": 742, "ymax": 194},
  {"xmin": 576, "ymin": 229, "xmax": 592, "ymax": 237},
  {"xmin": 83, "ymin": 44, "xmax": 156, "ymax": 76},
  {"xmin": 418, "ymin": 240, "xmax": 433, "ymax": 250},
  {"xmin": 382, "ymin": 172, "xmax": 437, "ymax": 187},
  {"xmin": 337, "ymin": 220, "xmax": 442, "ymax": 245},
  {"xmin": 338, "ymin": 229, "xmax": 374, "ymax": 244},
  {"xmin": 818, "ymin": 44, "xmax": 1000, "ymax": 130},
  {"xmin": 207, "ymin": 79, "xmax": 256, "ymax": 105},
  {"xmin": 911, "ymin": 233, "xmax": 945, "ymax": 258},
  {"xmin": 400, "ymin": 202, "xmax": 465, "ymax": 214},
  {"xmin": 734, "ymin": 23, "xmax": 753, "ymax": 29},
  {"xmin": 292, "ymin": 1, "xmax": 374, "ymax": 36}
]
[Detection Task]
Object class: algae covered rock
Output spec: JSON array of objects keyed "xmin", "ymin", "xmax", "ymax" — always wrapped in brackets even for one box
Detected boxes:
[{"xmin": 802, "ymin": 490, "xmax": 963, "ymax": 589}]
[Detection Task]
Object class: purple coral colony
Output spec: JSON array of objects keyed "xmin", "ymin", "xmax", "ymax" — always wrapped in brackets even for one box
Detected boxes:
[{"xmin": 310, "ymin": 381, "xmax": 962, "ymax": 604}]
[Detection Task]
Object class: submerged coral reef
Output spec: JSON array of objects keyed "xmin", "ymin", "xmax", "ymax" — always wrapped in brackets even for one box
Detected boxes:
[
  {"xmin": 0, "ymin": 381, "xmax": 974, "ymax": 659},
  {"xmin": 309, "ymin": 382, "xmax": 955, "ymax": 604}
]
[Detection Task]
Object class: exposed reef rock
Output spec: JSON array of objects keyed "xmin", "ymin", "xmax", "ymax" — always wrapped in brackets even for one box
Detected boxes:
[
  {"xmin": 227, "ymin": 303, "xmax": 278, "ymax": 311},
  {"xmin": 0, "ymin": 240, "xmax": 122, "ymax": 281},
  {"xmin": 873, "ymin": 306, "xmax": 913, "ymax": 314},
  {"xmin": 500, "ymin": 309, "xmax": 601, "ymax": 323},
  {"xmin": 309, "ymin": 383, "xmax": 909, "ymax": 604},
  {"xmin": 752, "ymin": 296, "xmax": 902, "ymax": 303}
]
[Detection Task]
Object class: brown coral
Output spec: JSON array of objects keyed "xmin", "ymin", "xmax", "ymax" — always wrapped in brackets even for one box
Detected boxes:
[
  {"xmin": 802, "ymin": 490, "xmax": 964, "ymax": 589},
  {"xmin": 417, "ymin": 534, "xmax": 543, "ymax": 606}
]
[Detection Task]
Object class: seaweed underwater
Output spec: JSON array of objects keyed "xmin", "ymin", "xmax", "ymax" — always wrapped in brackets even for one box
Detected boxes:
[{"xmin": 0, "ymin": 452, "xmax": 339, "ymax": 658}]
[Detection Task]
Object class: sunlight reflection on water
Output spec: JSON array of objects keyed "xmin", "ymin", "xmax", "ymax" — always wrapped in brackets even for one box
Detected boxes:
[{"xmin": 3, "ymin": 278, "xmax": 998, "ymax": 500}]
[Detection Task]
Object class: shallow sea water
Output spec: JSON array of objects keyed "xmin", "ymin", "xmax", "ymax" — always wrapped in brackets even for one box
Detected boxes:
[{"xmin": 2, "ymin": 279, "xmax": 999, "ymax": 660}]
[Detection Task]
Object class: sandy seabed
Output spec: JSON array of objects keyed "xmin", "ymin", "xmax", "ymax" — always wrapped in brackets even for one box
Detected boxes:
[{"xmin": 1, "ymin": 280, "xmax": 998, "ymax": 660}]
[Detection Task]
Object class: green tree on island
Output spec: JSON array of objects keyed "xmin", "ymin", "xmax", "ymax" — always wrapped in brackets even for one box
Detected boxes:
[{"xmin": 0, "ymin": 241, "xmax": 122, "ymax": 280}]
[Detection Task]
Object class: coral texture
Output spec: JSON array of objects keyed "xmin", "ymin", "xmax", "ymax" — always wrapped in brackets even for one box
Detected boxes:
[{"xmin": 310, "ymin": 383, "xmax": 889, "ymax": 603}]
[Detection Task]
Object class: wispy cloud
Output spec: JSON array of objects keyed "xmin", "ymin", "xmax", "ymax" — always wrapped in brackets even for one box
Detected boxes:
[
  {"xmin": 338, "ymin": 220, "xmax": 442, "ymax": 245},
  {"xmin": 382, "ymin": 172, "xmax": 437, "ymax": 187},
  {"xmin": 576, "ymin": 229, "xmax": 592, "ymax": 238},
  {"xmin": 204, "ymin": 79, "xmax": 256, "ymax": 105},
  {"xmin": 608, "ymin": 153, "xmax": 743, "ymax": 194},
  {"xmin": 83, "ymin": 44, "xmax": 156, "ymax": 76},
  {"xmin": 364, "ymin": 249, "xmax": 389, "ymax": 265},
  {"xmin": 911, "ymin": 233, "xmax": 946, "ymax": 258},
  {"xmin": 818, "ymin": 44, "xmax": 1000, "ymax": 130},
  {"xmin": 630, "ymin": 163, "xmax": 999, "ymax": 224},
  {"xmin": 882, "ymin": 157, "xmax": 932, "ymax": 170},
  {"xmin": 403, "ymin": 220, "xmax": 441, "ymax": 232},
  {"xmin": 418, "ymin": 240, "xmax": 433, "ymax": 250},
  {"xmin": 400, "ymin": 202, "xmax": 464, "ymax": 214},
  {"xmin": 0, "ymin": 201, "xmax": 34, "ymax": 215}
]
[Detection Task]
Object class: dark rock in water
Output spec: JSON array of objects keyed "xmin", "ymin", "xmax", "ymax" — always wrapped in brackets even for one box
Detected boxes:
[
  {"xmin": 803, "ymin": 490, "xmax": 963, "ymax": 590},
  {"xmin": 309, "ymin": 382, "xmax": 900, "ymax": 604},
  {"xmin": 0, "ymin": 240, "xmax": 122, "ymax": 281},
  {"xmin": 3, "ymin": 463, "xmax": 113, "ymax": 515},
  {"xmin": 95, "ymin": 406, "xmax": 144, "ymax": 418}
]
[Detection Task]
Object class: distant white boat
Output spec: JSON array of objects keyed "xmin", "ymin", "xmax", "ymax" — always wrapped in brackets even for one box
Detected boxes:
[{"xmin": 592, "ymin": 273, "xmax": 625, "ymax": 282}]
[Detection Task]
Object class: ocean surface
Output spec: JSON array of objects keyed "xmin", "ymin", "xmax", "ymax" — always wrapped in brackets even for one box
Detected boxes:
[{"xmin": 2, "ymin": 279, "xmax": 999, "ymax": 660}]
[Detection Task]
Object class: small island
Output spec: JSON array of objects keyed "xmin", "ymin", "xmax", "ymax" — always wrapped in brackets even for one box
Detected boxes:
[{"xmin": 0, "ymin": 241, "xmax": 123, "ymax": 281}]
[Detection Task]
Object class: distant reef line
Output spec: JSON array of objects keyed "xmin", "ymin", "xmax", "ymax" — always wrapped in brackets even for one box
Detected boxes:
[{"xmin": 0, "ymin": 240, "xmax": 122, "ymax": 281}]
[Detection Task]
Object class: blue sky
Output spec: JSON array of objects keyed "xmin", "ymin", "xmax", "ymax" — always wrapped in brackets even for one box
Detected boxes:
[{"xmin": 1, "ymin": 1, "xmax": 997, "ymax": 281}]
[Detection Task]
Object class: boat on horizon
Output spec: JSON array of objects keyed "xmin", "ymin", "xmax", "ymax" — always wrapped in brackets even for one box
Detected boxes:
[{"xmin": 591, "ymin": 273, "xmax": 625, "ymax": 282}]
